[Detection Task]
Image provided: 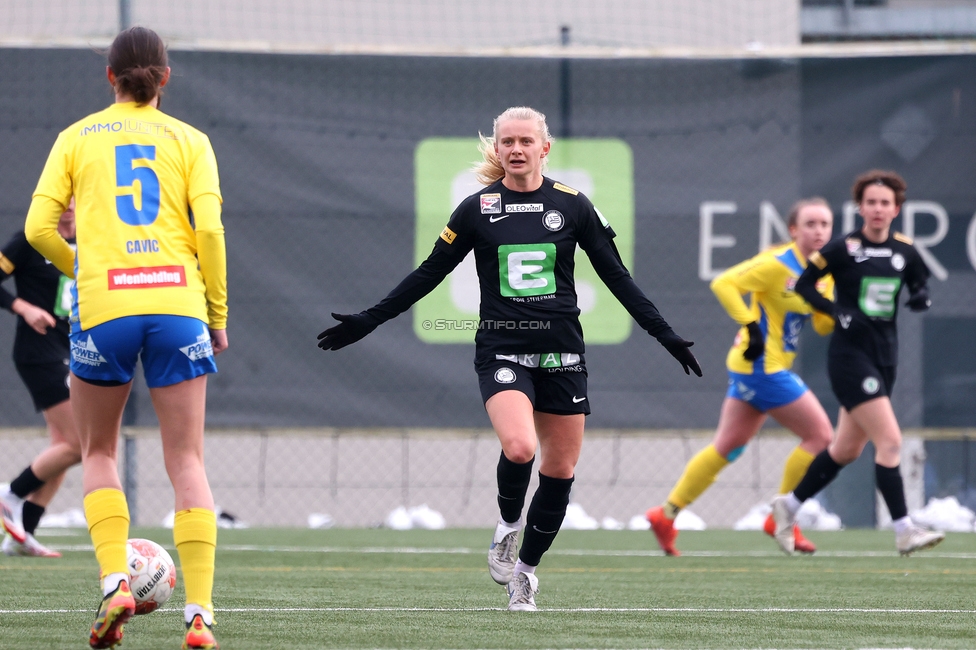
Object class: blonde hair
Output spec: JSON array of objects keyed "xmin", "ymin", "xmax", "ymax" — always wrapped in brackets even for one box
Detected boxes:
[
  {"xmin": 472, "ymin": 106, "xmax": 554, "ymax": 186},
  {"xmin": 787, "ymin": 197, "xmax": 831, "ymax": 228}
]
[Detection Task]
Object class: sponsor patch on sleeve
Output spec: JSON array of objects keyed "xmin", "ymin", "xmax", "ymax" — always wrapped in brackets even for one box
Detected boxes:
[
  {"xmin": 108, "ymin": 266, "xmax": 187, "ymax": 289},
  {"xmin": 893, "ymin": 232, "xmax": 913, "ymax": 245},
  {"xmin": 439, "ymin": 226, "xmax": 457, "ymax": 244},
  {"xmin": 0, "ymin": 253, "xmax": 13, "ymax": 275},
  {"xmin": 808, "ymin": 251, "xmax": 827, "ymax": 270},
  {"xmin": 553, "ymin": 182, "xmax": 579, "ymax": 195}
]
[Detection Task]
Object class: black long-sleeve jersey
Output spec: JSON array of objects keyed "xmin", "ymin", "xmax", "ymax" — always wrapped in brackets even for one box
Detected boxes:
[
  {"xmin": 0, "ymin": 230, "xmax": 72, "ymax": 365},
  {"xmin": 795, "ymin": 229, "xmax": 929, "ymax": 367},
  {"xmin": 362, "ymin": 177, "xmax": 673, "ymax": 357}
]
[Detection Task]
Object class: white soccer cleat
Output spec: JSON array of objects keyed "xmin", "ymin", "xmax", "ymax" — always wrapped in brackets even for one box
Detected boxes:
[
  {"xmin": 2, "ymin": 534, "xmax": 21, "ymax": 556},
  {"xmin": 0, "ymin": 488, "xmax": 26, "ymax": 544},
  {"xmin": 896, "ymin": 525, "xmax": 945, "ymax": 556},
  {"xmin": 487, "ymin": 519, "xmax": 520, "ymax": 585},
  {"xmin": 21, "ymin": 533, "xmax": 62, "ymax": 558},
  {"xmin": 507, "ymin": 571, "xmax": 539, "ymax": 612},
  {"xmin": 770, "ymin": 495, "xmax": 796, "ymax": 555}
]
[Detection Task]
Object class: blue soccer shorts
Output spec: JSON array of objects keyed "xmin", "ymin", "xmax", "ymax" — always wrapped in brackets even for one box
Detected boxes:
[
  {"xmin": 70, "ymin": 314, "xmax": 217, "ymax": 388},
  {"xmin": 726, "ymin": 369, "xmax": 808, "ymax": 413}
]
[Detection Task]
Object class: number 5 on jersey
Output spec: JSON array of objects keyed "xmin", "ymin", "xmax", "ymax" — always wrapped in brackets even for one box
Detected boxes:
[{"xmin": 116, "ymin": 144, "xmax": 160, "ymax": 225}]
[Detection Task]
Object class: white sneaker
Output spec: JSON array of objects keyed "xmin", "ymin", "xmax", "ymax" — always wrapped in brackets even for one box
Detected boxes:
[
  {"xmin": 507, "ymin": 571, "xmax": 539, "ymax": 611},
  {"xmin": 896, "ymin": 525, "xmax": 945, "ymax": 556},
  {"xmin": 21, "ymin": 533, "xmax": 61, "ymax": 558},
  {"xmin": 770, "ymin": 495, "xmax": 796, "ymax": 555},
  {"xmin": 0, "ymin": 488, "xmax": 26, "ymax": 544},
  {"xmin": 2, "ymin": 534, "xmax": 22, "ymax": 556},
  {"xmin": 487, "ymin": 519, "xmax": 520, "ymax": 585}
]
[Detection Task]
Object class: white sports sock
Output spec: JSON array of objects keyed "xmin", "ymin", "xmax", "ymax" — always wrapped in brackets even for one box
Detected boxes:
[
  {"xmin": 185, "ymin": 603, "xmax": 214, "ymax": 626},
  {"xmin": 892, "ymin": 516, "xmax": 912, "ymax": 536},
  {"xmin": 102, "ymin": 572, "xmax": 128, "ymax": 597},
  {"xmin": 512, "ymin": 560, "xmax": 536, "ymax": 576}
]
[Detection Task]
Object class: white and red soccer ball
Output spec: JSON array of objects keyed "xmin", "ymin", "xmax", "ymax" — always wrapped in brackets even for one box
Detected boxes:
[{"xmin": 126, "ymin": 538, "xmax": 177, "ymax": 615}]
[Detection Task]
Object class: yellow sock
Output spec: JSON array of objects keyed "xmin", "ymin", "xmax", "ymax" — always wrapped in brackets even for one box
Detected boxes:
[
  {"xmin": 83, "ymin": 488, "xmax": 130, "ymax": 578},
  {"xmin": 666, "ymin": 444, "xmax": 730, "ymax": 511},
  {"xmin": 779, "ymin": 446, "xmax": 816, "ymax": 495},
  {"xmin": 174, "ymin": 508, "xmax": 217, "ymax": 615}
]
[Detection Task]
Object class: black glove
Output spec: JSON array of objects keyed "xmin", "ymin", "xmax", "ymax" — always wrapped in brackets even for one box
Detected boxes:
[
  {"xmin": 743, "ymin": 321, "xmax": 765, "ymax": 361},
  {"xmin": 656, "ymin": 330, "xmax": 702, "ymax": 377},
  {"xmin": 316, "ymin": 312, "xmax": 380, "ymax": 351},
  {"xmin": 906, "ymin": 287, "xmax": 931, "ymax": 312}
]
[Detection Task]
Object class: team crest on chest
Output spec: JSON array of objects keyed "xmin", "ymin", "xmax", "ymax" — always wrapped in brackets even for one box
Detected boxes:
[
  {"xmin": 891, "ymin": 253, "xmax": 905, "ymax": 270},
  {"xmin": 480, "ymin": 194, "xmax": 501, "ymax": 214},
  {"xmin": 542, "ymin": 210, "xmax": 564, "ymax": 232}
]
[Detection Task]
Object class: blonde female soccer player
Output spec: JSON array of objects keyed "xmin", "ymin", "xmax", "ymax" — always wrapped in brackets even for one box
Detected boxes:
[
  {"xmin": 318, "ymin": 106, "xmax": 701, "ymax": 610},
  {"xmin": 25, "ymin": 26, "xmax": 226, "ymax": 649},
  {"xmin": 647, "ymin": 198, "xmax": 836, "ymax": 556}
]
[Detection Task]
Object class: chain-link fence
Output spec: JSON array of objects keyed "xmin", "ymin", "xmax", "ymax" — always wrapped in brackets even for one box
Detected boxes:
[{"xmin": 5, "ymin": 427, "xmax": 975, "ymax": 528}]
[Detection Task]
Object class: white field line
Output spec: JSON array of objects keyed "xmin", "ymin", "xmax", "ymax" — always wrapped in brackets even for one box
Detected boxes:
[
  {"xmin": 33, "ymin": 544, "xmax": 976, "ymax": 560},
  {"xmin": 3, "ymin": 606, "xmax": 976, "ymax": 615}
]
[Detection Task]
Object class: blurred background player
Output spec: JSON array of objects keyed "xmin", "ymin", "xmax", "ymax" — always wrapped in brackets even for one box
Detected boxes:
[
  {"xmin": 646, "ymin": 198, "xmax": 835, "ymax": 556},
  {"xmin": 318, "ymin": 105, "xmax": 701, "ymax": 611},
  {"xmin": 25, "ymin": 26, "xmax": 227, "ymax": 649},
  {"xmin": 0, "ymin": 199, "xmax": 81, "ymax": 558},
  {"xmin": 772, "ymin": 170, "xmax": 944, "ymax": 556}
]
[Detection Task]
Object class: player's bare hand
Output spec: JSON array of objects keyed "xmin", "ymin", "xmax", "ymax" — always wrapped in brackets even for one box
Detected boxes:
[
  {"xmin": 13, "ymin": 298, "xmax": 56, "ymax": 335},
  {"xmin": 210, "ymin": 328, "xmax": 229, "ymax": 355}
]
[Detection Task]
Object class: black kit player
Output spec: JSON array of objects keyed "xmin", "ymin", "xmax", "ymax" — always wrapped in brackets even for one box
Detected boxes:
[
  {"xmin": 318, "ymin": 106, "xmax": 701, "ymax": 610},
  {"xmin": 771, "ymin": 170, "xmax": 944, "ymax": 555},
  {"xmin": 0, "ymin": 199, "xmax": 81, "ymax": 557}
]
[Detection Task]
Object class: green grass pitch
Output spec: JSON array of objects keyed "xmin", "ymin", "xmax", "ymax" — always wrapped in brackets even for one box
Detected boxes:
[{"xmin": 1, "ymin": 527, "xmax": 973, "ymax": 649}]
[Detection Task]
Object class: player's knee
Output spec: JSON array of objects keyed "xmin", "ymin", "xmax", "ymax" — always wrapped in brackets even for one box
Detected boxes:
[{"xmin": 503, "ymin": 444, "xmax": 536, "ymax": 465}]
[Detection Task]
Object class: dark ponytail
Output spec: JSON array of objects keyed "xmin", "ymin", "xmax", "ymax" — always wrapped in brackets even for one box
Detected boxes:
[{"xmin": 108, "ymin": 26, "xmax": 168, "ymax": 106}]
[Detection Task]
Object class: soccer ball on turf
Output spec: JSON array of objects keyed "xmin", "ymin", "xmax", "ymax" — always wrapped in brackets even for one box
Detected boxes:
[{"xmin": 127, "ymin": 538, "xmax": 177, "ymax": 615}]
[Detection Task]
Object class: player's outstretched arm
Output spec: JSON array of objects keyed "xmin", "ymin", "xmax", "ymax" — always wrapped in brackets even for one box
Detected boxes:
[
  {"xmin": 316, "ymin": 245, "xmax": 465, "ymax": 352},
  {"xmin": 586, "ymin": 240, "xmax": 702, "ymax": 377}
]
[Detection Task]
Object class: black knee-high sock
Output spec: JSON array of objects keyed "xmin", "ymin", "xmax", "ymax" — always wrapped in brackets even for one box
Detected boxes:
[
  {"xmin": 22, "ymin": 501, "xmax": 44, "ymax": 536},
  {"xmin": 9, "ymin": 466, "xmax": 44, "ymax": 499},
  {"xmin": 496, "ymin": 451, "xmax": 534, "ymax": 524},
  {"xmin": 519, "ymin": 473, "xmax": 574, "ymax": 567},
  {"xmin": 793, "ymin": 450, "xmax": 844, "ymax": 502},
  {"xmin": 875, "ymin": 464, "xmax": 908, "ymax": 521}
]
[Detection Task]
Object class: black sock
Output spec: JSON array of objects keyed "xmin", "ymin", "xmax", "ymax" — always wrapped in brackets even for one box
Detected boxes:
[
  {"xmin": 496, "ymin": 451, "xmax": 534, "ymax": 524},
  {"xmin": 22, "ymin": 501, "xmax": 45, "ymax": 535},
  {"xmin": 875, "ymin": 464, "xmax": 908, "ymax": 521},
  {"xmin": 519, "ymin": 473, "xmax": 574, "ymax": 567},
  {"xmin": 9, "ymin": 466, "xmax": 44, "ymax": 499},
  {"xmin": 793, "ymin": 450, "xmax": 844, "ymax": 502}
]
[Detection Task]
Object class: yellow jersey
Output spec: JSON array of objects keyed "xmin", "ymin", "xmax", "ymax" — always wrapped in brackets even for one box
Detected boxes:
[
  {"xmin": 26, "ymin": 102, "xmax": 227, "ymax": 330},
  {"xmin": 710, "ymin": 242, "xmax": 834, "ymax": 375}
]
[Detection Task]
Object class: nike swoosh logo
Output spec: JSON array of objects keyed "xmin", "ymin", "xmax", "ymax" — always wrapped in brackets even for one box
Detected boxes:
[
  {"xmin": 489, "ymin": 214, "xmax": 511, "ymax": 223},
  {"xmin": 572, "ymin": 396, "xmax": 586, "ymax": 403}
]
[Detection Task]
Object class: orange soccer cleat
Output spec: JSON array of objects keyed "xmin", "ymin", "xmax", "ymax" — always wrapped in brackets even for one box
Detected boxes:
[
  {"xmin": 646, "ymin": 506, "xmax": 681, "ymax": 557},
  {"xmin": 183, "ymin": 613, "xmax": 219, "ymax": 649},
  {"xmin": 89, "ymin": 579, "xmax": 135, "ymax": 649},
  {"xmin": 764, "ymin": 512, "xmax": 816, "ymax": 554}
]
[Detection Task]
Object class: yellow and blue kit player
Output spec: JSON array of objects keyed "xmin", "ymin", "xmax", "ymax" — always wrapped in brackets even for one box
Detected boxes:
[{"xmin": 647, "ymin": 199, "xmax": 835, "ymax": 557}]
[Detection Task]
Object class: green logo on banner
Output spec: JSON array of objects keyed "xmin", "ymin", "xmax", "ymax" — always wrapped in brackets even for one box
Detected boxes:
[{"xmin": 413, "ymin": 138, "xmax": 634, "ymax": 344}]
